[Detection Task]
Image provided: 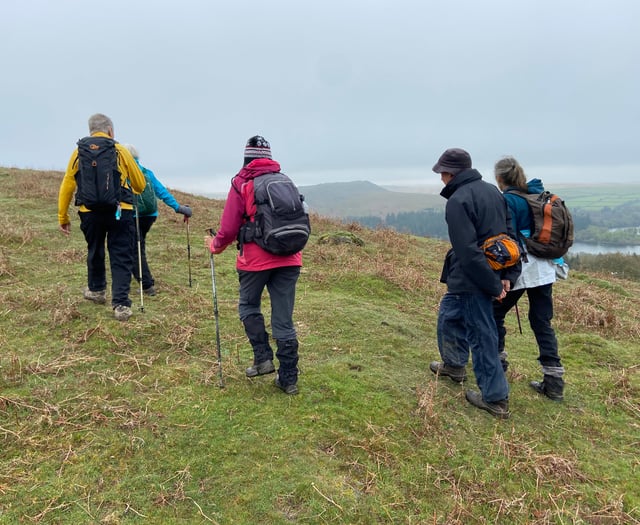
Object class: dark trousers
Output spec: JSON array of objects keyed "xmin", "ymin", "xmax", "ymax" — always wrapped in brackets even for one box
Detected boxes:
[
  {"xmin": 132, "ymin": 215, "xmax": 157, "ymax": 289},
  {"xmin": 79, "ymin": 209, "xmax": 135, "ymax": 307},
  {"xmin": 437, "ymin": 292, "xmax": 509, "ymax": 403},
  {"xmin": 237, "ymin": 266, "xmax": 300, "ymax": 341},
  {"xmin": 493, "ymin": 284, "xmax": 561, "ymax": 368}
]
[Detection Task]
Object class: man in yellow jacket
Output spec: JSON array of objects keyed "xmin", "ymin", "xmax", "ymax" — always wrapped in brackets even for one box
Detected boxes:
[{"xmin": 58, "ymin": 113, "xmax": 146, "ymax": 321}]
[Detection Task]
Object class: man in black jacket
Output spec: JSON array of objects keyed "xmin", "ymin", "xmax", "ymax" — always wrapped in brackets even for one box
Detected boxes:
[{"xmin": 430, "ymin": 148, "xmax": 520, "ymax": 419}]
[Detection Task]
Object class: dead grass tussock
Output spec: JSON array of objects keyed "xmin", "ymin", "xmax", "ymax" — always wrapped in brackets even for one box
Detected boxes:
[
  {"xmin": 371, "ymin": 251, "xmax": 438, "ymax": 295},
  {"xmin": 581, "ymin": 495, "xmax": 640, "ymax": 525},
  {"xmin": 490, "ymin": 430, "xmax": 588, "ymax": 486},
  {"xmin": 604, "ymin": 367, "xmax": 640, "ymax": 418},
  {"xmin": 0, "ymin": 216, "xmax": 17, "ymax": 246},
  {"xmin": 72, "ymin": 323, "xmax": 126, "ymax": 350},
  {"xmin": 2, "ymin": 283, "xmax": 81, "ymax": 324},
  {"xmin": 24, "ymin": 497, "xmax": 73, "ymax": 523},
  {"xmin": 25, "ymin": 352, "xmax": 98, "ymax": 378},
  {"xmin": 50, "ymin": 247, "xmax": 85, "ymax": 264},
  {"xmin": 153, "ymin": 467, "xmax": 191, "ymax": 506},
  {"xmin": 313, "ymin": 425, "xmax": 397, "ymax": 500},
  {"xmin": 555, "ymin": 287, "xmax": 618, "ymax": 330},
  {"xmin": 50, "ymin": 297, "xmax": 84, "ymax": 326},
  {"xmin": 309, "ymin": 224, "xmax": 445, "ymax": 298},
  {"xmin": 0, "ymin": 248, "xmax": 15, "ymax": 278},
  {"xmin": 555, "ymin": 281, "xmax": 640, "ymax": 339},
  {"xmin": 5, "ymin": 169, "xmax": 62, "ymax": 200},
  {"xmin": 275, "ymin": 492, "xmax": 305, "ymax": 522},
  {"xmin": 414, "ymin": 381, "xmax": 442, "ymax": 433},
  {"xmin": 165, "ymin": 321, "xmax": 197, "ymax": 353},
  {"xmin": 429, "ymin": 465, "xmax": 637, "ymax": 525}
]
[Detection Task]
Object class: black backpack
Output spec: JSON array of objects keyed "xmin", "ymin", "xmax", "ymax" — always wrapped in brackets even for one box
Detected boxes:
[
  {"xmin": 74, "ymin": 136, "xmax": 130, "ymax": 211},
  {"xmin": 509, "ymin": 189, "xmax": 574, "ymax": 259},
  {"xmin": 239, "ymin": 172, "xmax": 311, "ymax": 256}
]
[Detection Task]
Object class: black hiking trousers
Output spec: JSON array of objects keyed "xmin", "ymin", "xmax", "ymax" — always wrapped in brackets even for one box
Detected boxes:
[
  {"xmin": 79, "ymin": 209, "xmax": 135, "ymax": 308},
  {"xmin": 493, "ymin": 283, "xmax": 562, "ymax": 368},
  {"xmin": 133, "ymin": 215, "xmax": 157, "ymax": 290}
]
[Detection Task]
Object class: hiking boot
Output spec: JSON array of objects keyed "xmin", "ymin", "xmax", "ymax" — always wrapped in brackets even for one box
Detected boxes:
[
  {"xmin": 465, "ymin": 390, "xmax": 510, "ymax": 419},
  {"xmin": 246, "ymin": 360, "xmax": 275, "ymax": 378},
  {"xmin": 429, "ymin": 361, "xmax": 467, "ymax": 383},
  {"xmin": 275, "ymin": 374, "xmax": 298, "ymax": 395},
  {"xmin": 113, "ymin": 305, "xmax": 133, "ymax": 322},
  {"xmin": 530, "ymin": 375, "xmax": 564, "ymax": 402},
  {"xmin": 83, "ymin": 288, "xmax": 106, "ymax": 305},
  {"xmin": 143, "ymin": 286, "xmax": 156, "ymax": 296}
]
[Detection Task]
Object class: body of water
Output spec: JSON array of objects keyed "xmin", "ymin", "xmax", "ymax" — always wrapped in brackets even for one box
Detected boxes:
[{"xmin": 569, "ymin": 242, "xmax": 640, "ymax": 255}]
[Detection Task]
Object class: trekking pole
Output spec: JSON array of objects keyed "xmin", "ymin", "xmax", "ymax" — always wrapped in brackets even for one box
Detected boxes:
[
  {"xmin": 185, "ymin": 215, "xmax": 192, "ymax": 287},
  {"xmin": 134, "ymin": 199, "xmax": 144, "ymax": 312},
  {"xmin": 514, "ymin": 301, "xmax": 522, "ymax": 334},
  {"xmin": 207, "ymin": 228, "xmax": 224, "ymax": 388}
]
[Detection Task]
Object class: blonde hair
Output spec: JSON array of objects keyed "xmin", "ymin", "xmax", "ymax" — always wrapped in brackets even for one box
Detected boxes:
[{"xmin": 494, "ymin": 156, "xmax": 527, "ymax": 191}]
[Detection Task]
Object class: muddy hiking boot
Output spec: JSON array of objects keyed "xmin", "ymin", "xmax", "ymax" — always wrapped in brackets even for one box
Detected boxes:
[
  {"xmin": 83, "ymin": 288, "xmax": 106, "ymax": 305},
  {"xmin": 429, "ymin": 361, "xmax": 467, "ymax": 383},
  {"xmin": 143, "ymin": 285, "xmax": 157, "ymax": 296},
  {"xmin": 465, "ymin": 390, "xmax": 510, "ymax": 419},
  {"xmin": 275, "ymin": 373, "xmax": 298, "ymax": 395},
  {"xmin": 113, "ymin": 305, "xmax": 132, "ymax": 322},
  {"xmin": 530, "ymin": 375, "xmax": 564, "ymax": 401},
  {"xmin": 246, "ymin": 360, "xmax": 276, "ymax": 378}
]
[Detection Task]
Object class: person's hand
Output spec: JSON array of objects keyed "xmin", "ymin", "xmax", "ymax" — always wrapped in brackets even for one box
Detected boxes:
[
  {"xmin": 59, "ymin": 223, "xmax": 71, "ymax": 236},
  {"xmin": 205, "ymin": 234, "xmax": 225, "ymax": 255},
  {"xmin": 495, "ymin": 289, "xmax": 507, "ymax": 301},
  {"xmin": 204, "ymin": 234, "xmax": 213, "ymax": 251},
  {"xmin": 494, "ymin": 280, "xmax": 510, "ymax": 301},
  {"xmin": 177, "ymin": 204, "xmax": 192, "ymax": 218}
]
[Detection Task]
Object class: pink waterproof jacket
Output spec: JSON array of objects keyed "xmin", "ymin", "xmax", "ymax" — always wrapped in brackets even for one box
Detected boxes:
[{"xmin": 211, "ymin": 158, "xmax": 303, "ymax": 271}]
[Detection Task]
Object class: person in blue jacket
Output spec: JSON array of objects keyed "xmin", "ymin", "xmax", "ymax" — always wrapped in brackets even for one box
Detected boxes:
[
  {"xmin": 123, "ymin": 144, "xmax": 192, "ymax": 296},
  {"xmin": 493, "ymin": 156, "xmax": 566, "ymax": 401}
]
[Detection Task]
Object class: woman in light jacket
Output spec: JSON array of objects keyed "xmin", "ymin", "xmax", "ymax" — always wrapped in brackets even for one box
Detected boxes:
[{"xmin": 493, "ymin": 156, "xmax": 565, "ymax": 401}]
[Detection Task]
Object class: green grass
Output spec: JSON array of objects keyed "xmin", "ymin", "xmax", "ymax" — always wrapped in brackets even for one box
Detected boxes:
[
  {"xmin": 554, "ymin": 184, "xmax": 640, "ymax": 211},
  {"xmin": 1, "ymin": 168, "xmax": 639, "ymax": 524}
]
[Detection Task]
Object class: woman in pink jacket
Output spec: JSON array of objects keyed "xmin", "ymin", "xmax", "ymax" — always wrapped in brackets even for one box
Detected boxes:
[{"xmin": 206, "ymin": 136, "xmax": 303, "ymax": 395}]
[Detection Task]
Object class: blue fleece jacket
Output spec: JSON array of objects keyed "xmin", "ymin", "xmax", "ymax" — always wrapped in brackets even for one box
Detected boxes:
[
  {"xmin": 503, "ymin": 178, "xmax": 545, "ymax": 236},
  {"xmin": 136, "ymin": 161, "xmax": 180, "ymax": 217}
]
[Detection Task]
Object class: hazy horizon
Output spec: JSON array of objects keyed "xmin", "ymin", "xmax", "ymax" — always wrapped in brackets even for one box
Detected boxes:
[
  {"xmin": 149, "ymin": 163, "xmax": 640, "ymax": 198},
  {"xmin": 2, "ymin": 0, "xmax": 639, "ymax": 199}
]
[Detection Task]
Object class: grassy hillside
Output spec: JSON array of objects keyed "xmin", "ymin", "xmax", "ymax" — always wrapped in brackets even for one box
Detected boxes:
[
  {"xmin": 554, "ymin": 184, "xmax": 640, "ymax": 211},
  {"xmin": 1, "ymin": 167, "xmax": 639, "ymax": 524}
]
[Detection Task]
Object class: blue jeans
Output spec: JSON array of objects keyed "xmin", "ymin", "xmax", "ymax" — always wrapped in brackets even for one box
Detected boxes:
[{"xmin": 437, "ymin": 292, "xmax": 509, "ymax": 403}]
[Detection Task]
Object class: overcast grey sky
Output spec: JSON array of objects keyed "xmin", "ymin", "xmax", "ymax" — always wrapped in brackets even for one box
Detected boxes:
[{"xmin": 2, "ymin": 0, "xmax": 639, "ymax": 194}]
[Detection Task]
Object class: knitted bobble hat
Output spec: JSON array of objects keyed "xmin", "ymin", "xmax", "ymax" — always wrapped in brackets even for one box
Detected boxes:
[{"xmin": 244, "ymin": 135, "xmax": 272, "ymax": 165}]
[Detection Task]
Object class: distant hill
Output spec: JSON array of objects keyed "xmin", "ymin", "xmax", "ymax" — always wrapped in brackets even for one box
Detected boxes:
[{"xmin": 300, "ymin": 180, "xmax": 443, "ymax": 219}]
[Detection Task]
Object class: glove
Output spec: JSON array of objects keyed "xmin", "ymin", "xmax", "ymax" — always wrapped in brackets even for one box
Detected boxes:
[{"xmin": 177, "ymin": 204, "xmax": 192, "ymax": 218}]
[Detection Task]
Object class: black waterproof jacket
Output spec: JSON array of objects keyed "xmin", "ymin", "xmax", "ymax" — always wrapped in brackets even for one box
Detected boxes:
[{"xmin": 440, "ymin": 168, "xmax": 521, "ymax": 296}]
